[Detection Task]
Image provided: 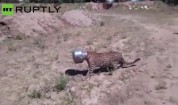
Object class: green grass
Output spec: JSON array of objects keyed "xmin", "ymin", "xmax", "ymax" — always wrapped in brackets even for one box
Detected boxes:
[
  {"xmin": 54, "ymin": 75, "xmax": 69, "ymax": 91},
  {"xmin": 28, "ymin": 90, "xmax": 42, "ymax": 99},
  {"xmin": 8, "ymin": 44, "xmax": 16, "ymax": 51}
]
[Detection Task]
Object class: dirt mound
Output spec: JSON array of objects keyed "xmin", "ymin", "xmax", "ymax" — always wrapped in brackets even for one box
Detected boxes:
[
  {"xmin": 0, "ymin": 10, "xmax": 101, "ymax": 40},
  {"xmin": 85, "ymin": 2, "xmax": 104, "ymax": 10},
  {"xmin": 61, "ymin": 9, "xmax": 101, "ymax": 27},
  {"xmin": 0, "ymin": 12, "xmax": 65, "ymax": 38}
]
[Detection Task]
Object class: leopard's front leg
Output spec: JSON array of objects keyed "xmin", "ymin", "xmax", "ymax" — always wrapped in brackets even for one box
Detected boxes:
[{"xmin": 86, "ymin": 66, "xmax": 95, "ymax": 79}]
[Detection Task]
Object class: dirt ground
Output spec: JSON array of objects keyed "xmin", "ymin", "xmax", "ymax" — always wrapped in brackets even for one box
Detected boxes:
[{"xmin": 0, "ymin": 1, "xmax": 178, "ymax": 105}]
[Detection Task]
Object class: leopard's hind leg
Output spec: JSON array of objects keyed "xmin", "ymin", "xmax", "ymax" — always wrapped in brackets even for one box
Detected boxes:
[
  {"xmin": 106, "ymin": 67, "xmax": 112, "ymax": 75},
  {"xmin": 108, "ymin": 62, "xmax": 118, "ymax": 75}
]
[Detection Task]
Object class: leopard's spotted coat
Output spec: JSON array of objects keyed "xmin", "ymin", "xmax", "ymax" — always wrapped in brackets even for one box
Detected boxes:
[{"xmin": 84, "ymin": 51, "xmax": 140, "ymax": 78}]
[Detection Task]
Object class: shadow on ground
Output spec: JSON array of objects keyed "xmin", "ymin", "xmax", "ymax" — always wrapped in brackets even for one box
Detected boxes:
[
  {"xmin": 65, "ymin": 67, "xmax": 110, "ymax": 76},
  {"xmin": 173, "ymin": 33, "xmax": 178, "ymax": 35},
  {"xmin": 65, "ymin": 65, "xmax": 136, "ymax": 76}
]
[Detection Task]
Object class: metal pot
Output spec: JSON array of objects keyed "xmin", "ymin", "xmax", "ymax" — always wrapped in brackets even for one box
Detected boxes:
[{"xmin": 72, "ymin": 48, "xmax": 87, "ymax": 63}]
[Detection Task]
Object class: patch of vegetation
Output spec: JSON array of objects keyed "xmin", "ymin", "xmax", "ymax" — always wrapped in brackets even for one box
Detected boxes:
[
  {"xmin": 8, "ymin": 44, "xmax": 16, "ymax": 51},
  {"xmin": 86, "ymin": 83, "xmax": 94, "ymax": 94},
  {"xmin": 62, "ymin": 94, "xmax": 76, "ymax": 105},
  {"xmin": 61, "ymin": 91, "xmax": 81, "ymax": 105},
  {"xmin": 54, "ymin": 75, "xmax": 69, "ymax": 91},
  {"xmin": 63, "ymin": 34, "xmax": 70, "ymax": 42},
  {"xmin": 14, "ymin": 33, "xmax": 26, "ymax": 40},
  {"xmin": 15, "ymin": 35, "xmax": 23, "ymax": 40},
  {"xmin": 28, "ymin": 90, "xmax": 42, "ymax": 99}
]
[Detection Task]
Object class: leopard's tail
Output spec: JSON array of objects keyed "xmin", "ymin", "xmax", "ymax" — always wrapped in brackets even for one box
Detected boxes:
[{"xmin": 124, "ymin": 58, "xmax": 141, "ymax": 66}]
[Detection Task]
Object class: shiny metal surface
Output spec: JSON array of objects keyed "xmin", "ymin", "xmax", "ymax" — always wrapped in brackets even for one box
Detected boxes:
[{"xmin": 72, "ymin": 48, "xmax": 87, "ymax": 63}]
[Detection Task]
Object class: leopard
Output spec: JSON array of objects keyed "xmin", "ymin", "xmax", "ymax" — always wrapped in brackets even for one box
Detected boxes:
[{"xmin": 83, "ymin": 51, "xmax": 141, "ymax": 78}]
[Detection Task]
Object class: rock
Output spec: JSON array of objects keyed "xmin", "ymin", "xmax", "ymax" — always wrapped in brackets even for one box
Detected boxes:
[{"xmin": 62, "ymin": 10, "xmax": 100, "ymax": 27}]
